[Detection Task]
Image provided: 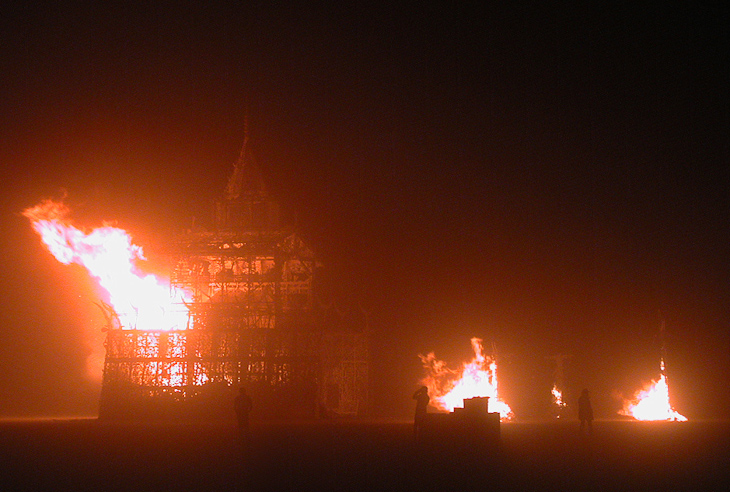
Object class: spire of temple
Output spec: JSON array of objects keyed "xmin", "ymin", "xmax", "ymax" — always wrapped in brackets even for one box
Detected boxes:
[
  {"xmin": 217, "ymin": 117, "xmax": 280, "ymax": 231},
  {"xmin": 225, "ymin": 115, "xmax": 267, "ymax": 201}
]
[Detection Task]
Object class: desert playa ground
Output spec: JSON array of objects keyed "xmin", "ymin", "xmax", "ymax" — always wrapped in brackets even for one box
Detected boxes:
[{"xmin": 1, "ymin": 418, "xmax": 728, "ymax": 491}]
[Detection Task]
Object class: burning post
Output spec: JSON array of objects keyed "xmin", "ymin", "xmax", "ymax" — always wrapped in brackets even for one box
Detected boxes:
[{"xmin": 620, "ymin": 320, "xmax": 687, "ymax": 421}]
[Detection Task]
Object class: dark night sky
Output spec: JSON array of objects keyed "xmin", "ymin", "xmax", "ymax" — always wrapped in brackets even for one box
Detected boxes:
[{"xmin": 0, "ymin": 3, "xmax": 727, "ymax": 419}]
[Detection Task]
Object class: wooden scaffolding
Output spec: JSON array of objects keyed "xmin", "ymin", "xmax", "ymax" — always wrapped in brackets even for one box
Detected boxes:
[{"xmin": 98, "ymin": 138, "xmax": 369, "ymax": 420}]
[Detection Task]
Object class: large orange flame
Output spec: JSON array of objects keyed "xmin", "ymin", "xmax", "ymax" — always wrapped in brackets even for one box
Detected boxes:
[
  {"xmin": 620, "ymin": 359, "xmax": 687, "ymax": 421},
  {"xmin": 23, "ymin": 199, "xmax": 189, "ymax": 331},
  {"xmin": 420, "ymin": 337, "xmax": 513, "ymax": 420}
]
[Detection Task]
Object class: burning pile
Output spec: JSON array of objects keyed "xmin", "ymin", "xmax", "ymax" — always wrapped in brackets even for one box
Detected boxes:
[
  {"xmin": 620, "ymin": 359, "xmax": 687, "ymax": 421},
  {"xmin": 23, "ymin": 199, "xmax": 189, "ymax": 332},
  {"xmin": 420, "ymin": 337, "xmax": 513, "ymax": 420}
]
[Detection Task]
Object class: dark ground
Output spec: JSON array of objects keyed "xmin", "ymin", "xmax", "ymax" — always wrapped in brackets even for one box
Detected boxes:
[{"xmin": 1, "ymin": 419, "xmax": 728, "ymax": 491}]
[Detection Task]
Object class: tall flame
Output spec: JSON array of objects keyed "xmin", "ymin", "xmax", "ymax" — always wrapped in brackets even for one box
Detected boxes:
[
  {"xmin": 23, "ymin": 199, "xmax": 188, "ymax": 331},
  {"xmin": 420, "ymin": 337, "xmax": 513, "ymax": 420},
  {"xmin": 620, "ymin": 359, "xmax": 687, "ymax": 421}
]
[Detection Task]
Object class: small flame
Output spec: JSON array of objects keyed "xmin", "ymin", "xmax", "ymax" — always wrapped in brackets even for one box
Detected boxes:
[
  {"xmin": 552, "ymin": 385, "xmax": 566, "ymax": 410},
  {"xmin": 620, "ymin": 359, "xmax": 687, "ymax": 421},
  {"xmin": 24, "ymin": 199, "xmax": 189, "ymax": 331},
  {"xmin": 420, "ymin": 337, "xmax": 513, "ymax": 420}
]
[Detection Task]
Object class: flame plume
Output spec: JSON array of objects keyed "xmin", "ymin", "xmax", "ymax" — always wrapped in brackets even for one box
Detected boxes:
[
  {"xmin": 620, "ymin": 359, "xmax": 687, "ymax": 421},
  {"xmin": 23, "ymin": 199, "xmax": 189, "ymax": 331},
  {"xmin": 420, "ymin": 337, "xmax": 513, "ymax": 420}
]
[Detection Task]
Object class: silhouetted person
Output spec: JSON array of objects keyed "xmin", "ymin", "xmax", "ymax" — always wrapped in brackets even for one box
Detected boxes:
[
  {"xmin": 413, "ymin": 386, "xmax": 430, "ymax": 441},
  {"xmin": 578, "ymin": 388, "xmax": 593, "ymax": 435},
  {"xmin": 235, "ymin": 387, "xmax": 253, "ymax": 442}
]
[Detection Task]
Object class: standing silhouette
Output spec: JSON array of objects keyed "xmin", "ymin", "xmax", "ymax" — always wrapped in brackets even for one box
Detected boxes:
[
  {"xmin": 412, "ymin": 386, "xmax": 430, "ymax": 441},
  {"xmin": 578, "ymin": 389, "xmax": 593, "ymax": 435}
]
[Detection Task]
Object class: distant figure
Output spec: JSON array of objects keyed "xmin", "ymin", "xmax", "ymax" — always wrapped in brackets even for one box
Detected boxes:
[
  {"xmin": 235, "ymin": 387, "xmax": 253, "ymax": 441},
  {"xmin": 578, "ymin": 389, "xmax": 593, "ymax": 435},
  {"xmin": 413, "ymin": 386, "xmax": 430, "ymax": 441}
]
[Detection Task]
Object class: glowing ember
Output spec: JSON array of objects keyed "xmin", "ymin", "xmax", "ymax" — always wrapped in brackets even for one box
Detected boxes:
[
  {"xmin": 23, "ymin": 199, "xmax": 189, "ymax": 331},
  {"xmin": 620, "ymin": 360, "xmax": 687, "ymax": 421},
  {"xmin": 420, "ymin": 337, "xmax": 513, "ymax": 420}
]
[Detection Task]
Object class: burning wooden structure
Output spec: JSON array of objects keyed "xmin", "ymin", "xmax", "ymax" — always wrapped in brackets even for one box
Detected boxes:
[{"xmin": 98, "ymin": 137, "xmax": 369, "ymax": 420}]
